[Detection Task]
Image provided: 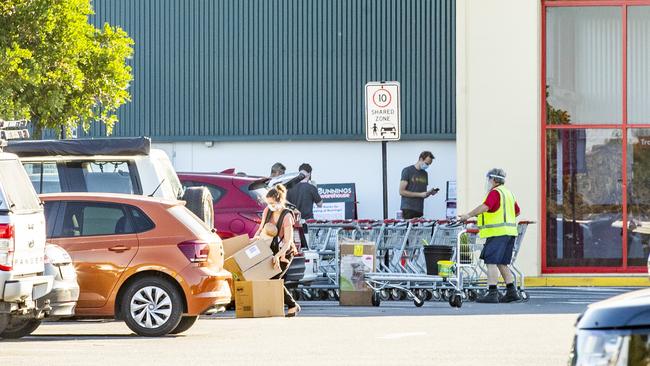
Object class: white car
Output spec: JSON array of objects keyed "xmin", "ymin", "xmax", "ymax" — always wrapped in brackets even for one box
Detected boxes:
[
  {"xmin": 6, "ymin": 137, "xmax": 214, "ymax": 228},
  {"xmin": 0, "ymin": 151, "xmax": 55, "ymax": 337}
]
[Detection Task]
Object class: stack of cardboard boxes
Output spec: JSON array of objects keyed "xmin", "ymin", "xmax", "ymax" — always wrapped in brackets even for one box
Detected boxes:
[{"xmin": 222, "ymin": 235, "xmax": 285, "ymax": 318}]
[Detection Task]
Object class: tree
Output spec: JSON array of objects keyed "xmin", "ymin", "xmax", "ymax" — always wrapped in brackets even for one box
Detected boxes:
[{"xmin": 0, "ymin": 0, "xmax": 133, "ymax": 137}]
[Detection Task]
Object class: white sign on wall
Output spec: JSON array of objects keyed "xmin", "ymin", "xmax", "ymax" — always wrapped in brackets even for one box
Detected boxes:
[{"xmin": 365, "ymin": 81, "xmax": 401, "ymax": 142}]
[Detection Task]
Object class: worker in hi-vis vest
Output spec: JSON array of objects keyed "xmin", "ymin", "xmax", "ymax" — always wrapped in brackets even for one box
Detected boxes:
[{"xmin": 458, "ymin": 168, "xmax": 521, "ymax": 303}]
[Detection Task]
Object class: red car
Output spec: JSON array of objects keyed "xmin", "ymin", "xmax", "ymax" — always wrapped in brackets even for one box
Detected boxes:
[
  {"xmin": 178, "ymin": 171, "xmax": 267, "ymax": 239},
  {"xmin": 178, "ymin": 171, "xmax": 309, "ymax": 286}
]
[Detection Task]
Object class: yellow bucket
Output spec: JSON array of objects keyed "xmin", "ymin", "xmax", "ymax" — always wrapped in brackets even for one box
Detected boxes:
[{"xmin": 437, "ymin": 260, "xmax": 455, "ymax": 277}]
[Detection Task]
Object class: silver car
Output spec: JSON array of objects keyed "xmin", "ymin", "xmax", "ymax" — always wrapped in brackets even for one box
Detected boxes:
[{"xmin": 0, "ymin": 244, "xmax": 78, "ymax": 339}]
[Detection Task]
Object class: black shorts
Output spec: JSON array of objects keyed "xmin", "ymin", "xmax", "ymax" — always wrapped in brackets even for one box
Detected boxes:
[{"xmin": 480, "ymin": 235, "xmax": 516, "ymax": 265}]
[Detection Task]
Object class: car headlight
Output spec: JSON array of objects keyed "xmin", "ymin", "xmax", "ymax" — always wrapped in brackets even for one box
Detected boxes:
[
  {"xmin": 571, "ymin": 330, "xmax": 628, "ymax": 366},
  {"xmin": 571, "ymin": 329, "xmax": 650, "ymax": 366}
]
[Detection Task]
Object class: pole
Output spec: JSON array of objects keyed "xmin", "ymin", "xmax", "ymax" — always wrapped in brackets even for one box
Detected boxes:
[{"xmin": 382, "ymin": 140, "xmax": 388, "ymax": 219}]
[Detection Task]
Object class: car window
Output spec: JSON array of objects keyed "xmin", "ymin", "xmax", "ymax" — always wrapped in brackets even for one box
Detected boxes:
[
  {"xmin": 168, "ymin": 206, "xmax": 211, "ymax": 237},
  {"xmin": 63, "ymin": 161, "xmax": 136, "ymax": 194},
  {"xmin": 43, "ymin": 201, "xmax": 59, "ymax": 237},
  {"xmin": 182, "ymin": 181, "xmax": 224, "ymax": 204},
  {"xmin": 58, "ymin": 202, "xmax": 133, "ymax": 237},
  {"xmin": 0, "ymin": 159, "xmax": 42, "ymax": 212},
  {"xmin": 128, "ymin": 206, "xmax": 155, "ymax": 232},
  {"xmin": 23, "ymin": 162, "xmax": 62, "ymax": 194}
]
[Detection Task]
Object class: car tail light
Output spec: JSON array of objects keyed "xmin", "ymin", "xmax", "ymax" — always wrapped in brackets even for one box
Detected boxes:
[
  {"xmin": 0, "ymin": 224, "xmax": 15, "ymax": 271},
  {"xmin": 239, "ymin": 212, "xmax": 262, "ymax": 224},
  {"xmin": 178, "ymin": 240, "xmax": 210, "ymax": 264}
]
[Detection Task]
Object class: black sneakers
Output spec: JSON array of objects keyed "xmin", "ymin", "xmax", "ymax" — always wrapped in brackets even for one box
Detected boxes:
[
  {"xmin": 476, "ymin": 289, "xmax": 499, "ymax": 303},
  {"xmin": 499, "ymin": 288, "xmax": 522, "ymax": 303}
]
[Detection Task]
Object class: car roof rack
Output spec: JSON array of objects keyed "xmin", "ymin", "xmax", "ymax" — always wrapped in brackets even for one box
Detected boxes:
[{"xmin": 5, "ymin": 136, "xmax": 152, "ymax": 157}]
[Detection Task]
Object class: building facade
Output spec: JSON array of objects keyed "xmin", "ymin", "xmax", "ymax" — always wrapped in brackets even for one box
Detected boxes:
[
  {"xmin": 84, "ymin": 0, "xmax": 457, "ymax": 219},
  {"xmin": 457, "ymin": 0, "xmax": 650, "ymax": 277}
]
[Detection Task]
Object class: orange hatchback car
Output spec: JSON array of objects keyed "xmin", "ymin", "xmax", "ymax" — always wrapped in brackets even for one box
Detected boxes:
[{"xmin": 40, "ymin": 193, "xmax": 232, "ymax": 337}]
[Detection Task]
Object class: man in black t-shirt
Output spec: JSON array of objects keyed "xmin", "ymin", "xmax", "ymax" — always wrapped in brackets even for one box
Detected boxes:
[
  {"xmin": 399, "ymin": 151, "xmax": 438, "ymax": 219},
  {"xmin": 287, "ymin": 163, "xmax": 323, "ymax": 220}
]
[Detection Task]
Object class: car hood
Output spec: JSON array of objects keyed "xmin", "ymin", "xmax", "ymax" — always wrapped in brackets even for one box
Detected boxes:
[{"xmin": 577, "ymin": 288, "xmax": 650, "ymax": 330}]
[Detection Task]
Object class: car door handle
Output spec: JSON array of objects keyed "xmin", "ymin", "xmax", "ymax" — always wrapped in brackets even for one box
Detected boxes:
[{"xmin": 108, "ymin": 245, "xmax": 130, "ymax": 253}]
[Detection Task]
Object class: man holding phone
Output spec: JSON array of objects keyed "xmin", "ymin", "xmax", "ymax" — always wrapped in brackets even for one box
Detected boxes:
[{"xmin": 399, "ymin": 151, "xmax": 438, "ymax": 219}]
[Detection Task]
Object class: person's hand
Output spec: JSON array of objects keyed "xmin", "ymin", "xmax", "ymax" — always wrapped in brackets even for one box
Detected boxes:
[
  {"xmin": 458, "ymin": 214, "xmax": 470, "ymax": 223},
  {"xmin": 420, "ymin": 191, "xmax": 429, "ymax": 199},
  {"xmin": 250, "ymin": 236, "xmax": 260, "ymax": 243},
  {"xmin": 272, "ymin": 255, "xmax": 281, "ymax": 270}
]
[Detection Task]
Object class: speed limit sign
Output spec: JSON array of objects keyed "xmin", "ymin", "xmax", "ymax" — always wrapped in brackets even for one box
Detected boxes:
[{"xmin": 365, "ymin": 81, "xmax": 401, "ymax": 141}]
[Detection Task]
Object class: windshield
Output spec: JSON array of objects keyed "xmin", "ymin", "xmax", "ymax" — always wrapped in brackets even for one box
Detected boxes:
[
  {"xmin": 156, "ymin": 156, "xmax": 183, "ymax": 198},
  {"xmin": 0, "ymin": 159, "xmax": 42, "ymax": 212}
]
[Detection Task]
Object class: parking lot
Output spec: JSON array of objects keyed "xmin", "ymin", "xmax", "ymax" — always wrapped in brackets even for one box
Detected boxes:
[{"xmin": 0, "ymin": 288, "xmax": 632, "ymax": 366}]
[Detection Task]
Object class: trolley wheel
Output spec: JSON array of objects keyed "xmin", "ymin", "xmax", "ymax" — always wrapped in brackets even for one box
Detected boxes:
[
  {"xmin": 413, "ymin": 296, "xmax": 425, "ymax": 308},
  {"xmin": 467, "ymin": 290, "xmax": 478, "ymax": 302},
  {"xmin": 431, "ymin": 290, "xmax": 442, "ymax": 301},
  {"xmin": 449, "ymin": 293, "xmax": 463, "ymax": 308},
  {"xmin": 399, "ymin": 290, "xmax": 408, "ymax": 301},
  {"xmin": 390, "ymin": 288, "xmax": 402, "ymax": 301},
  {"xmin": 424, "ymin": 290, "xmax": 433, "ymax": 301},
  {"xmin": 520, "ymin": 290, "xmax": 530, "ymax": 302},
  {"xmin": 334, "ymin": 289, "xmax": 340, "ymax": 301},
  {"xmin": 442, "ymin": 289, "xmax": 451, "ymax": 301},
  {"xmin": 406, "ymin": 291, "xmax": 415, "ymax": 300},
  {"xmin": 301, "ymin": 289, "xmax": 313, "ymax": 301},
  {"xmin": 318, "ymin": 290, "xmax": 329, "ymax": 301},
  {"xmin": 372, "ymin": 292, "xmax": 381, "ymax": 307},
  {"xmin": 291, "ymin": 289, "xmax": 302, "ymax": 301},
  {"xmin": 327, "ymin": 289, "xmax": 338, "ymax": 301},
  {"xmin": 379, "ymin": 289, "xmax": 391, "ymax": 301}
]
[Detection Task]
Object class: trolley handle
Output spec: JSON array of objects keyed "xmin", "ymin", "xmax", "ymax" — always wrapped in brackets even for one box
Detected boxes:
[
  {"xmin": 465, "ymin": 228, "xmax": 480, "ymax": 234},
  {"xmin": 517, "ymin": 220, "xmax": 536, "ymax": 225}
]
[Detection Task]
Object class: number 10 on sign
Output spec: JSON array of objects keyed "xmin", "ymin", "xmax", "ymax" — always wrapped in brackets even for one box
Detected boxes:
[{"xmin": 365, "ymin": 81, "xmax": 401, "ymax": 142}]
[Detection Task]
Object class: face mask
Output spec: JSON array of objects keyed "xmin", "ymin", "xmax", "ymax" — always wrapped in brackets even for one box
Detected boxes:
[
  {"xmin": 268, "ymin": 203, "xmax": 282, "ymax": 212},
  {"xmin": 420, "ymin": 163, "xmax": 429, "ymax": 171},
  {"xmin": 485, "ymin": 179, "xmax": 493, "ymax": 193}
]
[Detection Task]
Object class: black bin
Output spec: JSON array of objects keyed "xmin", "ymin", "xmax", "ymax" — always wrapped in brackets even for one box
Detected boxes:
[{"xmin": 424, "ymin": 245, "xmax": 454, "ymax": 275}]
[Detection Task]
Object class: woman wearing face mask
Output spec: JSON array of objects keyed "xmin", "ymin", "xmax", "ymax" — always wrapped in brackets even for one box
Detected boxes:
[{"xmin": 252, "ymin": 184, "xmax": 300, "ymax": 317}]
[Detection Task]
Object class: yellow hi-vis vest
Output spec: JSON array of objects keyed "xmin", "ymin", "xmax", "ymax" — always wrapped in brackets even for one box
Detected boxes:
[{"xmin": 477, "ymin": 185, "xmax": 518, "ymax": 238}]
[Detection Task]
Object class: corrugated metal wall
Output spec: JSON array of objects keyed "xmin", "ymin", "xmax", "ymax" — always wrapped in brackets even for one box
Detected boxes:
[{"xmin": 82, "ymin": 0, "xmax": 455, "ymax": 141}]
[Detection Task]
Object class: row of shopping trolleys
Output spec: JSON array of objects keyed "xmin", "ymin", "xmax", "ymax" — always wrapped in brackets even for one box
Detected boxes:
[{"xmin": 295, "ymin": 218, "xmax": 533, "ymax": 308}]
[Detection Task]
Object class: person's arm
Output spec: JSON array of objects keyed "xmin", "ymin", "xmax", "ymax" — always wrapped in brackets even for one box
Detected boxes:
[
  {"xmin": 272, "ymin": 215, "xmax": 295, "ymax": 267},
  {"xmin": 399, "ymin": 180, "xmax": 428, "ymax": 198},
  {"xmin": 459, "ymin": 204, "xmax": 489, "ymax": 222},
  {"xmin": 313, "ymin": 186, "xmax": 324, "ymax": 207},
  {"xmin": 252, "ymin": 208, "xmax": 268, "ymax": 240}
]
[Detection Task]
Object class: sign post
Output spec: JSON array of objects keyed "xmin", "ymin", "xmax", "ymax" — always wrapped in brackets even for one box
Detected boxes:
[{"xmin": 365, "ymin": 81, "xmax": 401, "ymax": 219}]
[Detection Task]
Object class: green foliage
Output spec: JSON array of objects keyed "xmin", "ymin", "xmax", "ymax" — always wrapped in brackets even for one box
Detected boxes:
[{"xmin": 0, "ymin": 0, "xmax": 133, "ymax": 135}]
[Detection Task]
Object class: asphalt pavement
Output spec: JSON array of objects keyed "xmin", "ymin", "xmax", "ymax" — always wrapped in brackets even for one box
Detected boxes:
[{"xmin": 0, "ymin": 287, "xmax": 639, "ymax": 366}]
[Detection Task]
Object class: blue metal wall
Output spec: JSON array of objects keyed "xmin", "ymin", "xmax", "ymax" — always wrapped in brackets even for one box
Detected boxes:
[{"xmin": 83, "ymin": 0, "xmax": 455, "ymax": 141}]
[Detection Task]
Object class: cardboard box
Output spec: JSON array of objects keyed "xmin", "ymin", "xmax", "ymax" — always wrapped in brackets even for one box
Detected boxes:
[
  {"xmin": 339, "ymin": 241, "xmax": 376, "ymax": 306},
  {"xmin": 234, "ymin": 280, "xmax": 285, "ymax": 318},
  {"xmin": 222, "ymin": 234, "xmax": 251, "ymax": 259},
  {"xmin": 223, "ymin": 240, "xmax": 281, "ymax": 281},
  {"xmin": 224, "ymin": 256, "xmax": 280, "ymax": 281}
]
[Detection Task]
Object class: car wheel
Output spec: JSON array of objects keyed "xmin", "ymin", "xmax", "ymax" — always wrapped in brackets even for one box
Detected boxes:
[
  {"xmin": 169, "ymin": 316, "xmax": 198, "ymax": 335},
  {"xmin": 122, "ymin": 277, "xmax": 184, "ymax": 337},
  {"xmin": 182, "ymin": 187, "xmax": 214, "ymax": 229},
  {"xmin": 0, "ymin": 318, "xmax": 41, "ymax": 339}
]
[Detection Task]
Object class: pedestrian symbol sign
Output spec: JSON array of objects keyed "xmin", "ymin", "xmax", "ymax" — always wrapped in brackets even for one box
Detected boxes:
[{"xmin": 365, "ymin": 81, "xmax": 401, "ymax": 142}]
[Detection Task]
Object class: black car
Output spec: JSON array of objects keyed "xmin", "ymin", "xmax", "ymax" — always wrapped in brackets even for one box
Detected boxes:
[{"xmin": 569, "ymin": 288, "xmax": 650, "ymax": 365}]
